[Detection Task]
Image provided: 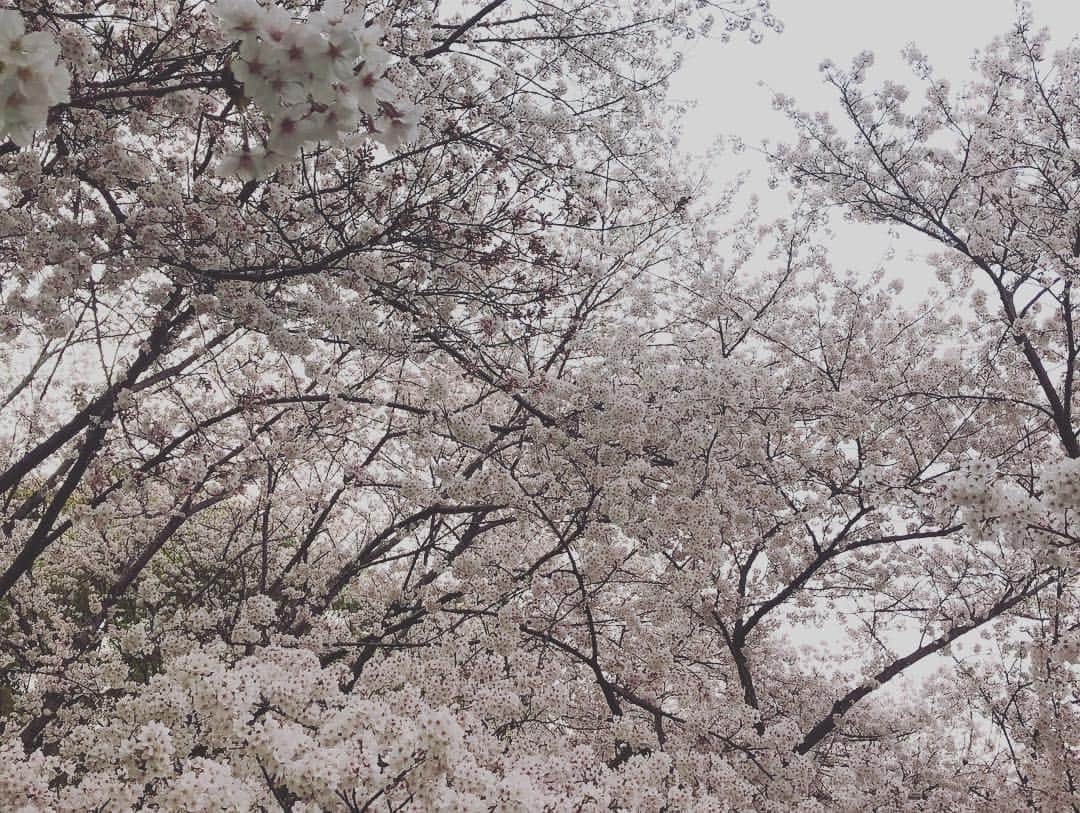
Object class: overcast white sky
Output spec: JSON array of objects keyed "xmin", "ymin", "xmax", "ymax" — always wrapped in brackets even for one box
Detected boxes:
[{"xmin": 670, "ymin": 0, "xmax": 1080, "ymax": 303}]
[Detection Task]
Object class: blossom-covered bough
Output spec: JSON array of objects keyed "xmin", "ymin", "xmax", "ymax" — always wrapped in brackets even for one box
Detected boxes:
[{"xmin": 0, "ymin": 0, "xmax": 1076, "ymax": 810}]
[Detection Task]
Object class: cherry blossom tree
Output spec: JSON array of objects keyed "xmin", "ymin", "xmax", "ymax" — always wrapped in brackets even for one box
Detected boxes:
[
  {"xmin": 772, "ymin": 7, "xmax": 1080, "ymax": 808},
  {"xmin": 0, "ymin": 0, "xmax": 1076, "ymax": 811}
]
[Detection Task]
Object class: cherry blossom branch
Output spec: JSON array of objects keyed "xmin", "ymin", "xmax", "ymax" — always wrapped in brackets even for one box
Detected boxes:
[{"xmin": 795, "ymin": 574, "xmax": 1056, "ymax": 755}]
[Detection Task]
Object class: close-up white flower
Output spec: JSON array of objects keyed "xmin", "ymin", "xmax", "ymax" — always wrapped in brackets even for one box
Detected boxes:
[
  {"xmin": 212, "ymin": 1, "xmax": 418, "ymax": 178},
  {"xmin": 0, "ymin": 10, "xmax": 69, "ymax": 145}
]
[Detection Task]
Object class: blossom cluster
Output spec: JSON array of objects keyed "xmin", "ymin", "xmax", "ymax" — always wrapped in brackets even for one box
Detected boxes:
[
  {"xmin": 0, "ymin": 10, "xmax": 70, "ymax": 145},
  {"xmin": 948, "ymin": 456, "xmax": 1080, "ymax": 527},
  {"xmin": 945, "ymin": 459, "xmax": 998, "ymax": 514},
  {"xmin": 1040, "ymin": 458, "xmax": 1080, "ymax": 511},
  {"xmin": 213, "ymin": 0, "xmax": 420, "ymax": 179},
  {"xmin": 0, "ymin": 645, "xmax": 702, "ymax": 810}
]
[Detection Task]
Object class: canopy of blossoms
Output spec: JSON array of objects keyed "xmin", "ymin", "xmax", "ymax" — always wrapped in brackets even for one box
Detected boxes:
[{"xmin": 0, "ymin": 1, "xmax": 1076, "ymax": 811}]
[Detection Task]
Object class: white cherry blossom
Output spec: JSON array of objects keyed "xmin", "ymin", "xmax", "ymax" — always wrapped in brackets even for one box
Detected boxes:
[{"xmin": 0, "ymin": 10, "xmax": 69, "ymax": 145}]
